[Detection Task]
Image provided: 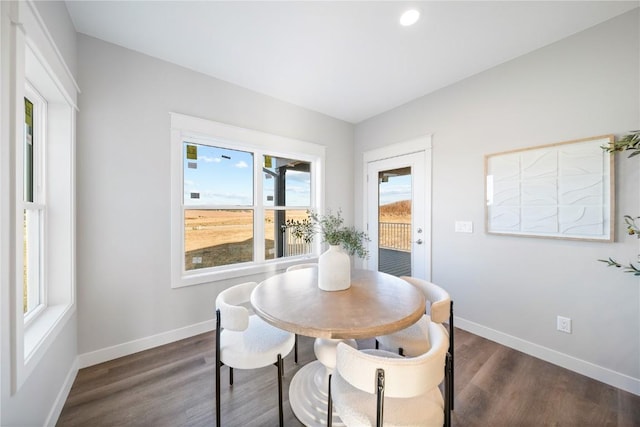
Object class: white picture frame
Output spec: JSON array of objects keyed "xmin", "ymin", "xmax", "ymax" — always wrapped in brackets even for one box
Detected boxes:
[{"xmin": 485, "ymin": 135, "xmax": 615, "ymax": 242}]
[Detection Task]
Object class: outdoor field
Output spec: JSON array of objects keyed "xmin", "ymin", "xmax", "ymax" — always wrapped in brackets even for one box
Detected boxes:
[{"xmin": 184, "ymin": 201, "xmax": 411, "ymax": 269}]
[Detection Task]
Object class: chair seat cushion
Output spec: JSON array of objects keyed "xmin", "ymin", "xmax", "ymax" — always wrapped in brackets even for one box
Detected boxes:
[
  {"xmin": 332, "ymin": 364, "xmax": 444, "ymax": 427},
  {"xmin": 376, "ymin": 315, "xmax": 432, "ymax": 357},
  {"xmin": 220, "ymin": 315, "xmax": 295, "ymax": 369}
]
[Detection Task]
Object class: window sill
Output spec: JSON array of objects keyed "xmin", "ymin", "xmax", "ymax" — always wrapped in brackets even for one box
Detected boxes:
[
  {"xmin": 19, "ymin": 302, "xmax": 74, "ymax": 387},
  {"xmin": 173, "ymin": 256, "xmax": 318, "ymax": 288}
]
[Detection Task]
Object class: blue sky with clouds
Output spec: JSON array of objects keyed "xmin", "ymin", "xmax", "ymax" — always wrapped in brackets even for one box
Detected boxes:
[
  {"xmin": 184, "ymin": 144, "xmax": 253, "ymax": 206},
  {"xmin": 379, "ymin": 175, "xmax": 411, "ymax": 206},
  {"xmin": 184, "ymin": 142, "xmax": 410, "ymax": 207},
  {"xmin": 184, "ymin": 143, "xmax": 311, "ymax": 206}
]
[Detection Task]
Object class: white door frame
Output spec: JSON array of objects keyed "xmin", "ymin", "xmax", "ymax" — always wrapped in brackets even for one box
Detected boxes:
[{"xmin": 362, "ymin": 135, "xmax": 433, "ymax": 280}]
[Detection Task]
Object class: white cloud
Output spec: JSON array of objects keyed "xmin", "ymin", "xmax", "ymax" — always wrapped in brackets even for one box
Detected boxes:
[
  {"xmin": 286, "ymin": 170, "xmax": 310, "ymax": 184},
  {"xmin": 235, "ymin": 161, "xmax": 249, "ymax": 168},
  {"xmin": 199, "ymin": 155, "xmax": 221, "ymax": 163},
  {"xmin": 379, "ymin": 183, "xmax": 411, "ymax": 205}
]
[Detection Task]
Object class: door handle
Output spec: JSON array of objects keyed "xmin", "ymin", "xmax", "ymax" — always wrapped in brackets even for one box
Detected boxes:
[{"xmin": 415, "ymin": 239, "xmax": 423, "ymax": 245}]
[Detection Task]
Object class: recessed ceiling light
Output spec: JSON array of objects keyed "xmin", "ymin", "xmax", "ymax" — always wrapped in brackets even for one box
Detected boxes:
[{"xmin": 400, "ymin": 9, "xmax": 420, "ymax": 27}]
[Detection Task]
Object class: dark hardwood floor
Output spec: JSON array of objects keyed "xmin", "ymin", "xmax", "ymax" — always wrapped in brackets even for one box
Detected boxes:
[{"xmin": 57, "ymin": 329, "xmax": 640, "ymax": 426}]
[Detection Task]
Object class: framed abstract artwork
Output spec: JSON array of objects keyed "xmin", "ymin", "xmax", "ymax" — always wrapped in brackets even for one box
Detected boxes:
[{"xmin": 485, "ymin": 135, "xmax": 614, "ymax": 242}]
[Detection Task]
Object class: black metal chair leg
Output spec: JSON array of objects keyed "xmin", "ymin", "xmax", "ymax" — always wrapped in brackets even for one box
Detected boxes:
[
  {"xmin": 327, "ymin": 374, "xmax": 333, "ymax": 427},
  {"xmin": 375, "ymin": 339, "xmax": 379, "ymax": 349},
  {"xmin": 215, "ymin": 361, "xmax": 221, "ymax": 427},
  {"xmin": 229, "ymin": 367, "xmax": 233, "ymax": 385},
  {"xmin": 444, "ymin": 352, "xmax": 452, "ymax": 427},
  {"xmin": 295, "ymin": 334, "xmax": 299, "ymax": 364},
  {"xmin": 215, "ymin": 309, "xmax": 222, "ymax": 427},
  {"xmin": 399, "ymin": 347, "xmax": 404, "ymax": 357},
  {"xmin": 277, "ymin": 354, "xmax": 284, "ymax": 427}
]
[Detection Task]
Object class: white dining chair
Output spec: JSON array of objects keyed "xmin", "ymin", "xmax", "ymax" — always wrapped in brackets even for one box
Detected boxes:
[
  {"xmin": 286, "ymin": 262, "xmax": 318, "ymax": 272},
  {"xmin": 328, "ymin": 321, "xmax": 452, "ymax": 427},
  {"xmin": 285, "ymin": 262, "xmax": 318, "ymax": 363},
  {"xmin": 215, "ymin": 281, "xmax": 296, "ymax": 427},
  {"xmin": 375, "ymin": 276, "xmax": 455, "ymax": 409}
]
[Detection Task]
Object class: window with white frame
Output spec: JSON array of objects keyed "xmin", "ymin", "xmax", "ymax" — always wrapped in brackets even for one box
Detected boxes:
[
  {"xmin": 22, "ymin": 86, "xmax": 46, "ymax": 322},
  {"xmin": 8, "ymin": 15, "xmax": 77, "ymax": 389},
  {"xmin": 171, "ymin": 113, "xmax": 325, "ymax": 287}
]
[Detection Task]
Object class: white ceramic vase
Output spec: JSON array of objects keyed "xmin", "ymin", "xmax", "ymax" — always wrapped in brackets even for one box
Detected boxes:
[{"xmin": 318, "ymin": 244, "xmax": 351, "ymax": 291}]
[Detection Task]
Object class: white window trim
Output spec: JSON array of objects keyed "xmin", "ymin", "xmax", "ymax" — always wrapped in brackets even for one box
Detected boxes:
[
  {"xmin": 6, "ymin": 1, "xmax": 78, "ymax": 392},
  {"xmin": 170, "ymin": 113, "xmax": 325, "ymax": 288}
]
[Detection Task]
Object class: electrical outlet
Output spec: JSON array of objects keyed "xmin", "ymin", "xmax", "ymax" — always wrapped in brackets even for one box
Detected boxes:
[
  {"xmin": 192, "ymin": 256, "xmax": 203, "ymax": 264},
  {"xmin": 557, "ymin": 316, "xmax": 572, "ymax": 334}
]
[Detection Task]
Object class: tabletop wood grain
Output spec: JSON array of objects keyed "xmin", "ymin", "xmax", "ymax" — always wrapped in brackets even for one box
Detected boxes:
[{"xmin": 251, "ymin": 269, "xmax": 426, "ymax": 339}]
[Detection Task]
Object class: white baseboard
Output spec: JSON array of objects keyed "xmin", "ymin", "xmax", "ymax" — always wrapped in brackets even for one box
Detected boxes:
[
  {"xmin": 455, "ymin": 317, "xmax": 640, "ymax": 396},
  {"xmin": 77, "ymin": 320, "xmax": 215, "ymax": 369},
  {"xmin": 45, "ymin": 357, "xmax": 78, "ymax": 427},
  {"xmin": 75, "ymin": 315, "xmax": 640, "ymax": 397}
]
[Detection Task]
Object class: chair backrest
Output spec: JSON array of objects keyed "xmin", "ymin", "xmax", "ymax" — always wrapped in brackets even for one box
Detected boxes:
[
  {"xmin": 400, "ymin": 276, "xmax": 450, "ymax": 324},
  {"xmin": 286, "ymin": 263, "xmax": 318, "ymax": 272},
  {"xmin": 336, "ymin": 321, "xmax": 448, "ymax": 398},
  {"xmin": 215, "ymin": 281, "xmax": 258, "ymax": 332}
]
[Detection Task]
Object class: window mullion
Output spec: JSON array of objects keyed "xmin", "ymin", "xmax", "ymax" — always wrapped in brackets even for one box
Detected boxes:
[{"xmin": 19, "ymin": 201, "xmax": 45, "ymax": 210}]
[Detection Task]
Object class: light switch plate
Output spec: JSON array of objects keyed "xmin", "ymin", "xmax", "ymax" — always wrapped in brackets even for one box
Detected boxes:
[{"xmin": 455, "ymin": 221, "xmax": 473, "ymax": 233}]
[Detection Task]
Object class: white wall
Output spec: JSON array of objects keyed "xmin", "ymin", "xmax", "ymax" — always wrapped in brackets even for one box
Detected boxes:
[
  {"xmin": 31, "ymin": 0, "xmax": 77, "ymax": 78},
  {"xmin": 355, "ymin": 9, "xmax": 640, "ymax": 393},
  {"xmin": 1, "ymin": 315, "xmax": 77, "ymax": 426},
  {"xmin": 0, "ymin": 1, "xmax": 78, "ymax": 425},
  {"xmin": 75, "ymin": 35, "xmax": 354, "ymax": 357}
]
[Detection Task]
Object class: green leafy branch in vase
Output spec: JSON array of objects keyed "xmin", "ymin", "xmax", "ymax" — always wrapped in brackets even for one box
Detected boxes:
[
  {"xmin": 282, "ymin": 209, "xmax": 370, "ymax": 259},
  {"xmin": 599, "ymin": 131, "xmax": 640, "ymax": 275}
]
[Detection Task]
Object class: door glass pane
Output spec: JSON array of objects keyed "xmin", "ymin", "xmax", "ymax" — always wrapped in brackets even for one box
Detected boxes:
[
  {"xmin": 378, "ymin": 167, "xmax": 412, "ymax": 276},
  {"xmin": 184, "ymin": 209, "xmax": 253, "ymax": 270}
]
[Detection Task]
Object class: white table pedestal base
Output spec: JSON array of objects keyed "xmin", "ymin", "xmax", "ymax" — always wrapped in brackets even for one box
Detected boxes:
[{"xmin": 289, "ymin": 338, "xmax": 357, "ymax": 426}]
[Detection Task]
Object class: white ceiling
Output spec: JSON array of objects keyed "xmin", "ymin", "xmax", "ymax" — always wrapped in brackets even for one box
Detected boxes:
[{"xmin": 65, "ymin": 1, "xmax": 638, "ymax": 124}]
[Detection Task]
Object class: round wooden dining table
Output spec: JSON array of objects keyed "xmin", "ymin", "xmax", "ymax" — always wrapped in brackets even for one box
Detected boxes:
[{"xmin": 251, "ymin": 268, "xmax": 426, "ymax": 427}]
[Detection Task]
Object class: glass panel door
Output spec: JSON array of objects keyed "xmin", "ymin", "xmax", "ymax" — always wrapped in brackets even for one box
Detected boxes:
[{"xmin": 367, "ymin": 152, "xmax": 427, "ymax": 279}]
